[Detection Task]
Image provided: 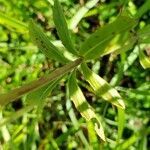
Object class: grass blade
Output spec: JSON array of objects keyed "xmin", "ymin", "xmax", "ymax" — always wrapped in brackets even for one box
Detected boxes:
[
  {"xmin": 56, "ymin": 127, "xmax": 80, "ymax": 146},
  {"xmin": 66, "ymin": 86, "xmax": 89, "ymax": 147},
  {"xmin": 139, "ymin": 46, "xmax": 150, "ymax": 69},
  {"xmin": 0, "ymin": 11, "xmax": 28, "ymax": 32},
  {"xmin": 0, "ymin": 58, "xmax": 82, "ymax": 106},
  {"xmin": 135, "ymin": 0, "xmax": 150, "ymax": 18},
  {"xmin": 81, "ymin": 63, "xmax": 125, "ymax": 109},
  {"xmin": 68, "ymin": 71, "xmax": 106, "ymax": 141},
  {"xmin": 0, "ymin": 105, "xmax": 33, "ymax": 127},
  {"xmin": 117, "ymin": 108, "xmax": 125, "ymax": 142},
  {"xmin": 79, "ymin": 14, "xmax": 137, "ymax": 60},
  {"xmin": 119, "ymin": 133, "xmax": 139, "ymax": 150},
  {"xmin": 87, "ymin": 121, "xmax": 100, "ymax": 149},
  {"xmin": 69, "ymin": 0, "xmax": 99, "ymax": 30},
  {"xmin": 53, "ymin": 0, "xmax": 77, "ymax": 55},
  {"xmin": 139, "ymin": 135, "xmax": 147, "ymax": 150},
  {"xmin": 0, "ymin": 111, "xmax": 10, "ymax": 142},
  {"xmin": 26, "ymin": 78, "xmax": 60, "ymax": 106},
  {"xmin": 137, "ymin": 25, "xmax": 150, "ymax": 43},
  {"xmin": 26, "ymin": 77, "xmax": 62, "ymax": 116},
  {"xmin": 29, "ymin": 20, "xmax": 69, "ymax": 63}
]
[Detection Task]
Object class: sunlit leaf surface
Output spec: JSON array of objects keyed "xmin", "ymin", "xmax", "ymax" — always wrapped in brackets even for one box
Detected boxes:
[
  {"xmin": 0, "ymin": 11, "xmax": 28, "ymax": 32},
  {"xmin": 81, "ymin": 63, "xmax": 125, "ymax": 109},
  {"xmin": 139, "ymin": 49, "xmax": 150, "ymax": 69},
  {"xmin": 68, "ymin": 71, "xmax": 106, "ymax": 141},
  {"xmin": 79, "ymin": 14, "xmax": 137, "ymax": 60}
]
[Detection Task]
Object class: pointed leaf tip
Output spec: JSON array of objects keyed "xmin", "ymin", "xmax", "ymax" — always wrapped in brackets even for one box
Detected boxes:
[
  {"xmin": 81, "ymin": 63, "xmax": 125, "ymax": 109},
  {"xmin": 29, "ymin": 20, "xmax": 68, "ymax": 63},
  {"xmin": 68, "ymin": 72, "xmax": 106, "ymax": 141},
  {"xmin": 53, "ymin": 0, "xmax": 77, "ymax": 55}
]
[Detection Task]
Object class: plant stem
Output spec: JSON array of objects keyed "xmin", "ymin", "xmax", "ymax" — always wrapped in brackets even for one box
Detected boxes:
[{"xmin": 0, "ymin": 58, "xmax": 83, "ymax": 106}]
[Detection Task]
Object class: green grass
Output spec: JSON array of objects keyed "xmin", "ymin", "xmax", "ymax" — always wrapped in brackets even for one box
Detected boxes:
[{"xmin": 0, "ymin": 0, "xmax": 150, "ymax": 149}]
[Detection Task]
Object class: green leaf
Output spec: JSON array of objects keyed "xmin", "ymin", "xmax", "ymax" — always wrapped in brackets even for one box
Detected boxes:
[
  {"xmin": 0, "ymin": 105, "xmax": 33, "ymax": 127},
  {"xmin": 81, "ymin": 63, "xmax": 125, "ymax": 109},
  {"xmin": 69, "ymin": 0, "xmax": 99, "ymax": 30},
  {"xmin": 119, "ymin": 133, "xmax": 139, "ymax": 150},
  {"xmin": 66, "ymin": 86, "xmax": 89, "ymax": 147},
  {"xmin": 113, "ymin": 34, "xmax": 137, "ymax": 55},
  {"xmin": 26, "ymin": 77, "xmax": 61, "ymax": 106},
  {"xmin": 79, "ymin": 14, "xmax": 137, "ymax": 60},
  {"xmin": 135, "ymin": 0, "xmax": 150, "ymax": 18},
  {"xmin": 29, "ymin": 20, "xmax": 69, "ymax": 63},
  {"xmin": 53, "ymin": 0, "xmax": 77, "ymax": 55},
  {"xmin": 0, "ymin": 11, "xmax": 28, "ymax": 33},
  {"xmin": 122, "ymin": 46, "xmax": 139, "ymax": 72},
  {"xmin": 87, "ymin": 121, "xmax": 100, "ymax": 149},
  {"xmin": 139, "ymin": 135, "xmax": 147, "ymax": 150},
  {"xmin": 137, "ymin": 25, "xmax": 150, "ymax": 43},
  {"xmin": 117, "ymin": 108, "xmax": 125, "ymax": 142},
  {"xmin": 56, "ymin": 127, "xmax": 79, "ymax": 146},
  {"xmin": 68, "ymin": 71, "xmax": 106, "ymax": 141},
  {"xmin": 0, "ymin": 58, "xmax": 82, "ymax": 106},
  {"xmin": 139, "ymin": 49, "xmax": 150, "ymax": 69}
]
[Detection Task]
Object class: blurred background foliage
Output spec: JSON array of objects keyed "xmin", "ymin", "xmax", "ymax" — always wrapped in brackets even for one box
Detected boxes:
[{"xmin": 0, "ymin": 0, "xmax": 150, "ymax": 149}]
